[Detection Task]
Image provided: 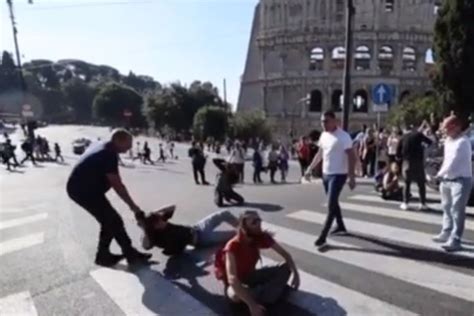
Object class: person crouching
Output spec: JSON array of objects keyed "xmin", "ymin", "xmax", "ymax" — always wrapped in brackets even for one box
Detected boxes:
[{"xmin": 213, "ymin": 158, "xmax": 245, "ymax": 207}]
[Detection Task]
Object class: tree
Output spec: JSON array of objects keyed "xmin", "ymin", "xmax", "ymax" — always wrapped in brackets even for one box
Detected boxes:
[
  {"xmin": 145, "ymin": 89, "xmax": 183, "ymax": 133},
  {"xmin": 193, "ymin": 106, "xmax": 229, "ymax": 141},
  {"xmin": 62, "ymin": 78, "xmax": 97, "ymax": 122},
  {"xmin": 93, "ymin": 83, "xmax": 145, "ymax": 127},
  {"xmin": 433, "ymin": 0, "xmax": 474, "ymax": 119},
  {"xmin": 387, "ymin": 96, "xmax": 443, "ymax": 128},
  {"xmin": 0, "ymin": 51, "xmax": 19, "ymax": 91},
  {"xmin": 231, "ymin": 110, "xmax": 272, "ymax": 143}
]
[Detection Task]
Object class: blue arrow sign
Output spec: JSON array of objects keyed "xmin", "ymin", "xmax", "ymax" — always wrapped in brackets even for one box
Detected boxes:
[{"xmin": 372, "ymin": 83, "xmax": 392, "ymax": 105}]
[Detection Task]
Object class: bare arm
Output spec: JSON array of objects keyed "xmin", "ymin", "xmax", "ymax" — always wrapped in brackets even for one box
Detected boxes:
[
  {"xmin": 226, "ymin": 252, "xmax": 259, "ymax": 307},
  {"xmin": 107, "ymin": 173, "xmax": 139, "ymax": 212},
  {"xmin": 346, "ymin": 147, "xmax": 356, "ymax": 178},
  {"xmin": 271, "ymin": 242, "xmax": 300, "ymax": 289},
  {"xmin": 305, "ymin": 147, "xmax": 322, "ymax": 175}
]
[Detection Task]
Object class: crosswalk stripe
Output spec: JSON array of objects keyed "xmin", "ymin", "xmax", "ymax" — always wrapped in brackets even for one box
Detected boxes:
[
  {"xmin": 262, "ymin": 222, "xmax": 474, "ymax": 302},
  {"xmin": 90, "ymin": 265, "xmax": 216, "ymax": 316},
  {"xmin": 338, "ymin": 200, "xmax": 474, "ymax": 230},
  {"xmin": 0, "ymin": 233, "xmax": 45, "ymax": 257},
  {"xmin": 0, "ymin": 291, "xmax": 38, "ymax": 316},
  {"xmin": 349, "ymin": 194, "xmax": 474, "ymax": 217},
  {"xmin": 0, "ymin": 213, "xmax": 48, "ymax": 231},
  {"xmin": 260, "ymin": 257, "xmax": 416, "ymax": 316},
  {"xmin": 288, "ymin": 210, "xmax": 474, "ymax": 258}
]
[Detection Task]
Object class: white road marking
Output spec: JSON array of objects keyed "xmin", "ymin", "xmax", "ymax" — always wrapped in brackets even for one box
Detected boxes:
[
  {"xmin": 90, "ymin": 265, "xmax": 216, "ymax": 316},
  {"xmin": 338, "ymin": 200, "xmax": 474, "ymax": 230},
  {"xmin": 0, "ymin": 213, "xmax": 48, "ymax": 231},
  {"xmin": 263, "ymin": 222, "xmax": 474, "ymax": 302},
  {"xmin": 261, "ymin": 257, "xmax": 417, "ymax": 316},
  {"xmin": 288, "ymin": 210, "xmax": 474, "ymax": 258},
  {"xmin": 0, "ymin": 291, "xmax": 38, "ymax": 316},
  {"xmin": 0, "ymin": 233, "xmax": 45, "ymax": 257}
]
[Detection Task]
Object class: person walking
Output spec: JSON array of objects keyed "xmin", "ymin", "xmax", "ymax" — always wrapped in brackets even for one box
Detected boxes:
[
  {"xmin": 188, "ymin": 141, "xmax": 209, "ymax": 185},
  {"xmin": 20, "ymin": 139, "xmax": 36, "ymax": 166},
  {"xmin": 252, "ymin": 145, "xmax": 264, "ymax": 184},
  {"xmin": 54, "ymin": 143, "xmax": 64, "ymax": 163},
  {"xmin": 142, "ymin": 142, "xmax": 154, "ymax": 164},
  {"xmin": 305, "ymin": 111, "xmax": 356, "ymax": 247},
  {"xmin": 267, "ymin": 145, "xmax": 279, "ymax": 184},
  {"xmin": 361, "ymin": 128, "xmax": 376, "ymax": 177},
  {"xmin": 157, "ymin": 144, "xmax": 167, "ymax": 163},
  {"xmin": 228, "ymin": 141, "xmax": 246, "ymax": 183},
  {"xmin": 432, "ymin": 115, "xmax": 472, "ymax": 252},
  {"xmin": 296, "ymin": 137, "xmax": 310, "ymax": 177},
  {"xmin": 397, "ymin": 125, "xmax": 433, "ymax": 211},
  {"xmin": 279, "ymin": 145, "xmax": 289, "ymax": 182},
  {"xmin": 66, "ymin": 129, "xmax": 151, "ymax": 267},
  {"xmin": 387, "ymin": 128, "xmax": 401, "ymax": 164}
]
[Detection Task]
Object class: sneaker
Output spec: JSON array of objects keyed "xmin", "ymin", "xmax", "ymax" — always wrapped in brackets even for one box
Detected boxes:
[
  {"xmin": 126, "ymin": 250, "xmax": 152, "ymax": 266},
  {"xmin": 330, "ymin": 227, "xmax": 348, "ymax": 236},
  {"xmin": 432, "ymin": 233, "xmax": 450, "ymax": 243},
  {"xmin": 314, "ymin": 238, "xmax": 326, "ymax": 247},
  {"xmin": 95, "ymin": 252, "xmax": 124, "ymax": 267},
  {"xmin": 418, "ymin": 204, "xmax": 430, "ymax": 211},
  {"xmin": 400, "ymin": 203, "xmax": 409, "ymax": 210},
  {"xmin": 441, "ymin": 241, "xmax": 462, "ymax": 252}
]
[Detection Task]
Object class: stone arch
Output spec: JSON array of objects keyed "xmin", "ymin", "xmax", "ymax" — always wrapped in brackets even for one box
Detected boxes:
[
  {"xmin": 385, "ymin": 0, "xmax": 394, "ymax": 12},
  {"xmin": 402, "ymin": 47, "xmax": 417, "ymax": 71},
  {"xmin": 399, "ymin": 90, "xmax": 411, "ymax": 103},
  {"xmin": 355, "ymin": 45, "xmax": 371, "ymax": 70},
  {"xmin": 309, "ymin": 90, "xmax": 323, "ymax": 112},
  {"xmin": 353, "ymin": 89, "xmax": 368, "ymax": 112},
  {"xmin": 331, "ymin": 46, "xmax": 346, "ymax": 70},
  {"xmin": 331, "ymin": 89, "xmax": 343, "ymax": 111},
  {"xmin": 309, "ymin": 47, "xmax": 324, "ymax": 71},
  {"xmin": 425, "ymin": 48, "xmax": 434, "ymax": 64},
  {"xmin": 378, "ymin": 45, "xmax": 394, "ymax": 71}
]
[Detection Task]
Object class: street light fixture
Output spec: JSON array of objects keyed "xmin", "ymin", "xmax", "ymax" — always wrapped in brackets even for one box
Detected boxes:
[{"xmin": 342, "ymin": 0, "xmax": 355, "ymax": 131}]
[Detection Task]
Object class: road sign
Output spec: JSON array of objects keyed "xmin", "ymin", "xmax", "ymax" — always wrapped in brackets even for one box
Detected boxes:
[{"xmin": 372, "ymin": 83, "xmax": 392, "ymax": 106}]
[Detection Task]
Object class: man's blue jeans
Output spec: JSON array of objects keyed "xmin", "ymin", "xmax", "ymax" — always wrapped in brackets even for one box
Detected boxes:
[
  {"xmin": 439, "ymin": 177, "xmax": 472, "ymax": 244},
  {"xmin": 319, "ymin": 174, "xmax": 347, "ymax": 240}
]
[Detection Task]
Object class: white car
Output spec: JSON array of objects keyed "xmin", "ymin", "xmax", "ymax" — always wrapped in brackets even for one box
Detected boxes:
[{"xmin": 72, "ymin": 138, "xmax": 92, "ymax": 155}]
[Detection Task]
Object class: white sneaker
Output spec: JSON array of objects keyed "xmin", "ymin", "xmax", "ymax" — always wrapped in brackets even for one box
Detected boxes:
[
  {"xmin": 400, "ymin": 203, "xmax": 409, "ymax": 210},
  {"xmin": 419, "ymin": 203, "xmax": 430, "ymax": 211},
  {"xmin": 432, "ymin": 233, "xmax": 450, "ymax": 243},
  {"xmin": 441, "ymin": 241, "xmax": 462, "ymax": 252}
]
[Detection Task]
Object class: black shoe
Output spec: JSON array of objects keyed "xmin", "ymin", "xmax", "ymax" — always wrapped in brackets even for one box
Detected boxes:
[
  {"xmin": 95, "ymin": 252, "xmax": 124, "ymax": 267},
  {"xmin": 330, "ymin": 227, "xmax": 348, "ymax": 236},
  {"xmin": 314, "ymin": 238, "xmax": 326, "ymax": 247},
  {"xmin": 202, "ymin": 181, "xmax": 210, "ymax": 185},
  {"xmin": 126, "ymin": 250, "xmax": 152, "ymax": 266}
]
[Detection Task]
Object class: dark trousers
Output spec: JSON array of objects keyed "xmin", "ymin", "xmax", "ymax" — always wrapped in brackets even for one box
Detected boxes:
[
  {"xmin": 193, "ymin": 164, "xmax": 207, "ymax": 184},
  {"xmin": 214, "ymin": 188, "xmax": 244, "ymax": 206},
  {"xmin": 253, "ymin": 166, "xmax": 263, "ymax": 183},
  {"xmin": 21, "ymin": 152, "xmax": 36, "ymax": 165},
  {"xmin": 363, "ymin": 152, "xmax": 376, "ymax": 177},
  {"xmin": 235, "ymin": 163, "xmax": 244, "ymax": 183},
  {"xmin": 402, "ymin": 160, "xmax": 426, "ymax": 204},
  {"xmin": 243, "ymin": 263, "xmax": 291, "ymax": 305},
  {"xmin": 68, "ymin": 192, "xmax": 134, "ymax": 256},
  {"xmin": 298, "ymin": 158, "xmax": 308, "ymax": 176},
  {"xmin": 268, "ymin": 165, "xmax": 277, "ymax": 183},
  {"xmin": 318, "ymin": 174, "xmax": 347, "ymax": 241}
]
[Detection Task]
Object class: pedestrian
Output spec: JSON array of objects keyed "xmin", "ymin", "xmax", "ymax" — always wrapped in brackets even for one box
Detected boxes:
[
  {"xmin": 432, "ymin": 115, "xmax": 472, "ymax": 251},
  {"xmin": 361, "ymin": 128, "xmax": 376, "ymax": 177},
  {"xmin": 267, "ymin": 145, "xmax": 279, "ymax": 184},
  {"xmin": 1, "ymin": 139, "xmax": 17, "ymax": 171},
  {"xmin": 397, "ymin": 124, "xmax": 433, "ymax": 211},
  {"xmin": 252, "ymin": 145, "xmax": 264, "ymax": 184},
  {"xmin": 66, "ymin": 129, "xmax": 151, "ymax": 267},
  {"xmin": 157, "ymin": 143, "xmax": 166, "ymax": 163},
  {"xmin": 304, "ymin": 111, "xmax": 356, "ymax": 247},
  {"xmin": 214, "ymin": 158, "xmax": 244, "ymax": 207},
  {"xmin": 296, "ymin": 136, "xmax": 310, "ymax": 176},
  {"xmin": 20, "ymin": 139, "xmax": 36, "ymax": 165},
  {"xmin": 54, "ymin": 143, "xmax": 64, "ymax": 162},
  {"xmin": 139, "ymin": 205, "xmax": 238, "ymax": 256},
  {"xmin": 188, "ymin": 141, "xmax": 209, "ymax": 185},
  {"xmin": 279, "ymin": 145, "xmax": 289, "ymax": 182},
  {"xmin": 228, "ymin": 141, "xmax": 246, "ymax": 183},
  {"xmin": 387, "ymin": 127, "xmax": 401, "ymax": 164},
  {"xmin": 215, "ymin": 210, "xmax": 300, "ymax": 316},
  {"xmin": 169, "ymin": 142, "xmax": 175, "ymax": 159},
  {"xmin": 381, "ymin": 162, "xmax": 403, "ymax": 201},
  {"xmin": 142, "ymin": 142, "xmax": 154, "ymax": 164}
]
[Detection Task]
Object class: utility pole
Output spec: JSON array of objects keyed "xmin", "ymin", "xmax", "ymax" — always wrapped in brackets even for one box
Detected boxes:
[
  {"xmin": 342, "ymin": 0, "xmax": 355, "ymax": 131},
  {"xmin": 223, "ymin": 78, "xmax": 227, "ymax": 106}
]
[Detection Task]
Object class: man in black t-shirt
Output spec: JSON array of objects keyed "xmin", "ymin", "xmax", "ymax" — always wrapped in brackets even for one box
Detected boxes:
[
  {"xmin": 67, "ymin": 129, "xmax": 151, "ymax": 267},
  {"xmin": 397, "ymin": 127, "xmax": 433, "ymax": 211}
]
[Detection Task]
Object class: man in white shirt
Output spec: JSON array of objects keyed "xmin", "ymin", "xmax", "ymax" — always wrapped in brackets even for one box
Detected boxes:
[
  {"xmin": 305, "ymin": 111, "xmax": 357, "ymax": 248},
  {"xmin": 433, "ymin": 115, "xmax": 473, "ymax": 252}
]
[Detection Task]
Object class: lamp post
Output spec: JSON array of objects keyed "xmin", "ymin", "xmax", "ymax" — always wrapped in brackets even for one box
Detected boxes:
[{"xmin": 342, "ymin": 0, "xmax": 355, "ymax": 131}]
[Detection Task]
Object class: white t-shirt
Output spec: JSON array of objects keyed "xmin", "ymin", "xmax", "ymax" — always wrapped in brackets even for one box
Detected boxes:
[
  {"xmin": 318, "ymin": 128, "xmax": 353, "ymax": 175},
  {"xmin": 387, "ymin": 136, "xmax": 399, "ymax": 156},
  {"xmin": 437, "ymin": 135, "xmax": 472, "ymax": 179}
]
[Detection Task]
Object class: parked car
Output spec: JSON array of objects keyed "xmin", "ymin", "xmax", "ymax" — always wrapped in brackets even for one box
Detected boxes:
[
  {"xmin": 72, "ymin": 138, "xmax": 91, "ymax": 155},
  {"xmin": 425, "ymin": 128, "xmax": 474, "ymax": 206}
]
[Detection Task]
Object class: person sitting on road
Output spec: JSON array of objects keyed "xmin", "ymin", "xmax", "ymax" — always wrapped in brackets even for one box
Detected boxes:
[
  {"xmin": 138, "ymin": 205, "xmax": 238, "ymax": 256},
  {"xmin": 381, "ymin": 162, "xmax": 403, "ymax": 201},
  {"xmin": 214, "ymin": 210, "xmax": 300, "ymax": 316},
  {"xmin": 214, "ymin": 158, "xmax": 245, "ymax": 207}
]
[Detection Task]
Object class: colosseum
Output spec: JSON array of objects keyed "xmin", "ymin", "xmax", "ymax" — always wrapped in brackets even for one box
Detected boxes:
[{"xmin": 237, "ymin": 0, "xmax": 441, "ymax": 137}]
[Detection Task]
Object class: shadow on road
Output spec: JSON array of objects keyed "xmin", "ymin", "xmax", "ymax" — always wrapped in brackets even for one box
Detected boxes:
[
  {"xmin": 320, "ymin": 233, "xmax": 474, "ymax": 270},
  {"xmin": 241, "ymin": 202, "xmax": 284, "ymax": 212}
]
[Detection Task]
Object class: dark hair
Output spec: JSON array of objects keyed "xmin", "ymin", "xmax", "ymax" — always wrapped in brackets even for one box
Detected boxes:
[{"xmin": 322, "ymin": 110, "xmax": 336, "ymax": 119}]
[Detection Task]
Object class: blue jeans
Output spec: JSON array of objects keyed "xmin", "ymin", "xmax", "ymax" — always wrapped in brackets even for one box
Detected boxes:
[
  {"xmin": 439, "ymin": 178, "xmax": 473, "ymax": 243},
  {"xmin": 319, "ymin": 174, "xmax": 347, "ymax": 240},
  {"xmin": 192, "ymin": 210, "xmax": 237, "ymax": 247}
]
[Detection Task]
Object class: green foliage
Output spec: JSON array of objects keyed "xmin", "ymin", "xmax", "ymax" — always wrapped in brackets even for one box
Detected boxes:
[
  {"xmin": 433, "ymin": 0, "xmax": 474, "ymax": 116},
  {"xmin": 192, "ymin": 106, "xmax": 229, "ymax": 141},
  {"xmin": 387, "ymin": 96, "xmax": 443, "ymax": 128},
  {"xmin": 62, "ymin": 78, "xmax": 97, "ymax": 122},
  {"xmin": 93, "ymin": 83, "xmax": 145, "ymax": 127},
  {"xmin": 230, "ymin": 110, "xmax": 272, "ymax": 143}
]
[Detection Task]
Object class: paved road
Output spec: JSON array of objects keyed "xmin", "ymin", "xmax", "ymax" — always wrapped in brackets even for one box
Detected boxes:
[{"xmin": 1, "ymin": 125, "xmax": 473, "ymax": 316}]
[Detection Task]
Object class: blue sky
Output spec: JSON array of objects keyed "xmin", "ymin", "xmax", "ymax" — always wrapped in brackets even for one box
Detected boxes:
[{"xmin": 1, "ymin": 0, "xmax": 258, "ymax": 107}]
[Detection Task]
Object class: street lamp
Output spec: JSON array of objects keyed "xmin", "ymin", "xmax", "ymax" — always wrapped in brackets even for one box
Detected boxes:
[{"xmin": 342, "ymin": 0, "xmax": 355, "ymax": 131}]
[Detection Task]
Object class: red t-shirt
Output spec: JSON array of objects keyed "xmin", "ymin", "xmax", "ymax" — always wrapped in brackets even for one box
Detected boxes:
[
  {"xmin": 219, "ymin": 232, "xmax": 275, "ymax": 283},
  {"xmin": 297, "ymin": 143, "xmax": 310, "ymax": 161}
]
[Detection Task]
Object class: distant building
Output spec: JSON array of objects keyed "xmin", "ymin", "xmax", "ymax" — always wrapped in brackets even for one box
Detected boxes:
[{"xmin": 238, "ymin": 0, "xmax": 440, "ymax": 137}]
